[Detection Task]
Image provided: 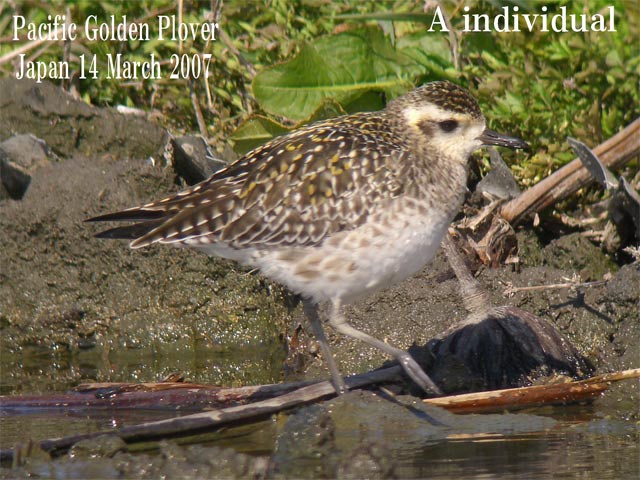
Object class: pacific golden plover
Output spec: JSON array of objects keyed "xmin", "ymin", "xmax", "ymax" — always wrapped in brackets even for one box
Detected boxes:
[{"xmin": 87, "ymin": 81, "xmax": 528, "ymax": 395}]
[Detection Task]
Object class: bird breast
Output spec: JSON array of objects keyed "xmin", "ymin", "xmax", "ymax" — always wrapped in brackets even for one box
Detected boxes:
[{"xmin": 251, "ymin": 193, "xmax": 462, "ymax": 304}]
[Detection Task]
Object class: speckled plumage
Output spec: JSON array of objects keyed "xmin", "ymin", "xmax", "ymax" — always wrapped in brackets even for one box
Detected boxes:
[
  {"xmin": 88, "ymin": 81, "xmax": 527, "ymax": 394},
  {"xmin": 102, "ymin": 115, "xmax": 411, "ymax": 246}
]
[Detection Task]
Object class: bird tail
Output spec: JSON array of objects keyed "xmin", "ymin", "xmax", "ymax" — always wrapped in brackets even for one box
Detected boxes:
[{"xmin": 85, "ymin": 209, "xmax": 168, "ymax": 241}]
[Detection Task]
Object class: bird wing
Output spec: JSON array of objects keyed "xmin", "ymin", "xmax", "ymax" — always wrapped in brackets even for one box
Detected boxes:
[{"xmin": 89, "ymin": 113, "xmax": 411, "ymax": 249}]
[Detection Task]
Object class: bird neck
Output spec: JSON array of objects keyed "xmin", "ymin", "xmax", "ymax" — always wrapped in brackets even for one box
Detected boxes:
[
  {"xmin": 405, "ymin": 146, "xmax": 470, "ymax": 214},
  {"xmin": 384, "ymin": 111, "xmax": 470, "ymax": 208}
]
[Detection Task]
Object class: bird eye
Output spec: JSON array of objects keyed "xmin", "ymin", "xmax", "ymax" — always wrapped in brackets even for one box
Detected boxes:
[{"xmin": 438, "ymin": 120, "xmax": 458, "ymax": 132}]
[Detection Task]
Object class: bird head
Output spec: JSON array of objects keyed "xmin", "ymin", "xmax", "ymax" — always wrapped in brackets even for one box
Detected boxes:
[{"xmin": 388, "ymin": 81, "xmax": 528, "ymax": 161}]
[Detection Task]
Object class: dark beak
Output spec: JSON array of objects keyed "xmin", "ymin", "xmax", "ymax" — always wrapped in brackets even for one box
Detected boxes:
[{"xmin": 478, "ymin": 128, "xmax": 529, "ymax": 150}]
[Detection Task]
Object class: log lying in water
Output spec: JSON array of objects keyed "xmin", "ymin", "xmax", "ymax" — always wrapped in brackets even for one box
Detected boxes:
[{"xmin": 1, "ymin": 367, "xmax": 638, "ymax": 462}]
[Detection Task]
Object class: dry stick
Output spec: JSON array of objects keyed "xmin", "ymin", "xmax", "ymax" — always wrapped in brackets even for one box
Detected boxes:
[
  {"xmin": 424, "ymin": 368, "xmax": 640, "ymax": 414},
  {"xmin": 0, "ymin": 379, "xmax": 319, "ymax": 411},
  {"xmin": 218, "ymin": 28, "xmax": 257, "ymax": 77},
  {"xmin": 503, "ymin": 279, "xmax": 608, "ymax": 296},
  {"xmin": 500, "ymin": 118, "xmax": 640, "ymax": 226},
  {"xmin": 26, "ymin": 367, "xmax": 403, "ymax": 457},
  {"xmin": 4, "ymin": 366, "xmax": 636, "ymax": 461},
  {"xmin": 0, "ymin": 26, "xmax": 66, "ymax": 65},
  {"xmin": 190, "ymin": 85, "xmax": 209, "ymax": 138},
  {"xmin": 178, "ymin": 0, "xmax": 184, "ymax": 54}
]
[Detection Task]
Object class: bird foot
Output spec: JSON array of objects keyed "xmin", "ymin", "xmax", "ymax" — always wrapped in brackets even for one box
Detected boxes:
[{"xmin": 397, "ymin": 352, "xmax": 443, "ymax": 396}]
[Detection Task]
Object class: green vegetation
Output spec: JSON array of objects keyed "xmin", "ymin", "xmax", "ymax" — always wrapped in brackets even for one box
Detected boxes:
[{"xmin": 1, "ymin": 1, "xmax": 638, "ymax": 186}]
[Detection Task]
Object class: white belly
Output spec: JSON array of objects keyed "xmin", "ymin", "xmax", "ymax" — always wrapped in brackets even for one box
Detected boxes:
[{"xmin": 251, "ymin": 198, "xmax": 457, "ymax": 304}]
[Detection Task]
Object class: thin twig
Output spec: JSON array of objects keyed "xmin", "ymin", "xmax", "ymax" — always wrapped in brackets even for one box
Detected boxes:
[
  {"xmin": 218, "ymin": 28, "xmax": 256, "ymax": 76},
  {"xmin": 178, "ymin": 0, "xmax": 184, "ymax": 54},
  {"xmin": 503, "ymin": 279, "xmax": 609, "ymax": 297},
  {"xmin": 190, "ymin": 84, "xmax": 209, "ymax": 138}
]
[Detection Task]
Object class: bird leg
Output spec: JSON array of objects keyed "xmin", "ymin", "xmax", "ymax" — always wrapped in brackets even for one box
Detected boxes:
[
  {"xmin": 329, "ymin": 299, "xmax": 443, "ymax": 396},
  {"xmin": 302, "ymin": 299, "xmax": 348, "ymax": 395}
]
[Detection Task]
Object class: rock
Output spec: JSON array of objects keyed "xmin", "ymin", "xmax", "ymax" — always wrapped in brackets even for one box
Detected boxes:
[
  {"xmin": 0, "ymin": 153, "xmax": 31, "ymax": 200},
  {"xmin": 0, "ymin": 134, "xmax": 55, "ymax": 171},
  {"xmin": 428, "ymin": 306, "xmax": 594, "ymax": 393},
  {"xmin": 474, "ymin": 148, "xmax": 521, "ymax": 201},
  {"xmin": 0, "ymin": 134, "xmax": 55, "ymax": 200},
  {"xmin": 171, "ymin": 136, "xmax": 227, "ymax": 185},
  {"xmin": 270, "ymin": 390, "xmax": 556, "ymax": 477},
  {"xmin": 68, "ymin": 435, "xmax": 127, "ymax": 459},
  {"xmin": 272, "ymin": 404, "xmax": 336, "ymax": 478}
]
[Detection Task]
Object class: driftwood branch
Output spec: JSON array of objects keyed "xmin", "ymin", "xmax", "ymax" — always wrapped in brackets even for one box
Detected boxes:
[
  {"xmin": 1, "ymin": 367, "xmax": 638, "ymax": 463},
  {"xmin": 424, "ymin": 368, "xmax": 640, "ymax": 413},
  {"xmin": 500, "ymin": 118, "xmax": 640, "ymax": 225},
  {"xmin": 0, "ymin": 366, "xmax": 403, "ymax": 459},
  {"xmin": 0, "ymin": 379, "xmax": 318, "ymax": 412}
]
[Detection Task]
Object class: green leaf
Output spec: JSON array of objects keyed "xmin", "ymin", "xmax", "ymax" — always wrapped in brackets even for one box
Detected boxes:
[
  {"xmin": 302, "ymin": 97, "xmax": 348, "ymax": 123},
  {"xmin": 397, "ymin": 31, "xmax": 453, "ymax": 78},
  {"xmin": 228, "ymin": 115, "xmax": 289, "ymax": 155},
  {"xmin": 341, "ymin": 90, "xmax": 386, "ymax": 114},
  {"xmin": 252, "ymin": 27, "xmax": 422, "ymax": 121},
  {"xmin": 605, "ymin": 49, "xmax": 622, "ymax": 68},
  {"xmin": 229, "ymin": 98, "xmax": 349, "ymax": 155}
]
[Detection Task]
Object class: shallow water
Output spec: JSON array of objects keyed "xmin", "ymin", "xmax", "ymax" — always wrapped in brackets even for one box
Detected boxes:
[
  {"xmin": 1, "ymin": 321, "xmax": 638, "ymax": 479},
  {"xmin": 0, "ymin": 341, "xmax": 286, "ymax": 397},
  {"xmin": 401, "ymin": 427, "xmax": 638, "ymax": 479},
  {"xmin": 1, "ymin": 384, "xmax": 638, "ymax": 478}
]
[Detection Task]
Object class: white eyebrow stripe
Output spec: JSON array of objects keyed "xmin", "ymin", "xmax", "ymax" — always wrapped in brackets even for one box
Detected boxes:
[{"xmin": 403, "ymin": 104, "xmax": 467, "ymax": 126}]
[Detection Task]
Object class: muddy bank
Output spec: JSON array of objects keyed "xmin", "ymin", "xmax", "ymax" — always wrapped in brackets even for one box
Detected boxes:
[
  {"xmin": 1, "ymin": 78, "xmax": 293, "ymax": 393},
  {"xmin": 0, "ymin": 78, "xmax": 638, "ymax": 477},
  {"xmin": 0, "ymin": 78, "xmax": 166, "ymax": 160},
  {"xmin": 0, "ymin": 154, "xmax": 293, "ymax": 393},
  {"xmin": 1, "ymin": 78, "xmax": 638, "ymax": 396},
  {"xmin": 3, "ymin": 149, "xmax": 636, "ymax": 395}
]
